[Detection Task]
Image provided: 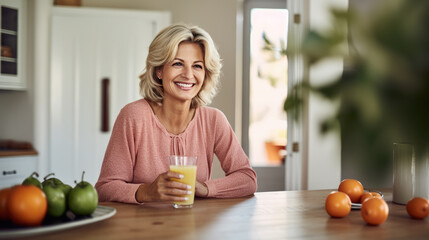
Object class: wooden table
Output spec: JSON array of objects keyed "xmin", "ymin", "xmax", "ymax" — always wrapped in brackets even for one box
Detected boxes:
[{"xmin": 18, "ymin": 190, "xmax": 429, "ymax": 240}]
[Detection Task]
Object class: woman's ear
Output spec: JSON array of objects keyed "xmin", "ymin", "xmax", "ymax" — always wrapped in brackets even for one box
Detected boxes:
[{"xmin": 156, "ymin": 68, "xmax": 162, "ymax": 80}]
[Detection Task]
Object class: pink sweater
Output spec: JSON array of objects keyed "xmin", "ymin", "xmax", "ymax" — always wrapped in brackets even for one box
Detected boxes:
[{"xmin": 95, "ymin": 99, "xmax": 257, "ymax": 203}]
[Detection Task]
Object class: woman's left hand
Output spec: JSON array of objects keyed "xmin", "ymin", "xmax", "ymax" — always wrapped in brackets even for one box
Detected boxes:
[{"xmin": 195, "ymin": 181, "xmax": 209, "ymax": 197}]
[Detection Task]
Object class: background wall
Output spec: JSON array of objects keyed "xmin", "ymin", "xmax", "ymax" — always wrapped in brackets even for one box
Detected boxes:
[{"xmin": 0, "ymin": 90, "xmax": 33, "ymax": 141}]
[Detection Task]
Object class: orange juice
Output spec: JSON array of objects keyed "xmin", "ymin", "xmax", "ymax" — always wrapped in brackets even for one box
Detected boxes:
[{"xmin": 170, "ymin": 165, "xmax": 197, "ymax": 207}]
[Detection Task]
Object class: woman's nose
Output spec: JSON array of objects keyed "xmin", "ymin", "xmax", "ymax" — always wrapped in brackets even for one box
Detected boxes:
[{"xmin": 182, "ymin": 66, "xmax": 193, "ymax": 79}]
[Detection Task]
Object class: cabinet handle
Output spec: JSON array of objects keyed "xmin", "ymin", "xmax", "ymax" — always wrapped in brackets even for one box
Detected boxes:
[
  {"xmin": 101, "ymin": 78, "xmax": 110, "ymax": 132},
  {"xmin": 3, "ymin": 170, "xmax": 17, "ymax": 176}
]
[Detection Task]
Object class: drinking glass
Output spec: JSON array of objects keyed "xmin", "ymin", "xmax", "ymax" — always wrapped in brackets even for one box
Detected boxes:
[{"xmin": 169, "ymin": 155, "xmax": 197, "ymax": 208}]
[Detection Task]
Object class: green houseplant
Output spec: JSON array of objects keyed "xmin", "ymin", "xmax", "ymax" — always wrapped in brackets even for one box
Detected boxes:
[{"xmin": 283, "ymin": 0, "xmax": 429, "ymax": 183}]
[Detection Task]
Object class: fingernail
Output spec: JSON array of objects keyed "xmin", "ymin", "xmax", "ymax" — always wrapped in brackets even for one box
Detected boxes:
[
  {"xmin": 187, "ymin": 191, "xmax": 192, "ymax": 195},
  {"xmin": 184, "ymin": 197, "xmax": 188, "ymax": 200},
  {"xmin": 187, "ymin": 185, "xmax": 191, "ymax": 189},
  {"xmin": 179, "ymin": 174, "xmax": 184, "ymax": 179}
]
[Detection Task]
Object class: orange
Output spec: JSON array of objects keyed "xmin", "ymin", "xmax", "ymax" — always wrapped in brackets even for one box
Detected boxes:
[
  {"xmin": 360, "ymin": 192, "xmax": 382, "ymax": 204},
  {"xmin": 338, "ymin": 179, "xmax": 364, "ymax": 203},
  {"xmin": 406, "ymin": 197, "xmax": 429, "ymax": 219},
  {"xmin": 7, "ymin": 185, "xmax": 48, "ymax": 226},
  {"xmin": 361, "ymin": 197, "xmax": 389, "ymax": 225},
  {"xmin": 325, "ymin": 191, "xmax": 351, "ymax": 218},
  {"xmin": 0, "ymin": 187, "xmax": 12, "ymax": 220}
]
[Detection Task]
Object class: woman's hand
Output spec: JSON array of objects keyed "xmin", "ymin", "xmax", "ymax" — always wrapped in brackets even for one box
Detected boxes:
[
  {"xmin": 135, "ymin": 171, "xmax": 191, "ymax": 203},
  {"xmin": 195, "ymin": 180, "xmax": 209, "ymax": 197}
]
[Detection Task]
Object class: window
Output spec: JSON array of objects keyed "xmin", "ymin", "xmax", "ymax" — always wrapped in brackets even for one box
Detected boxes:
[{"xmin": 243, "ymin": 1, "xmax": 288, "ymax": 166}]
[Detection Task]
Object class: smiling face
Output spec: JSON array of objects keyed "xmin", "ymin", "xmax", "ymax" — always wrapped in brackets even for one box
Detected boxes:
[{"xmin": 157, "ymin": 41, "xmax": 205, "ymax": 106}]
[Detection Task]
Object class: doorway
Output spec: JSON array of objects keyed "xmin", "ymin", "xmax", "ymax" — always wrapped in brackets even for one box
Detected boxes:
[{"xmin": 243, "ymin": 0, "xmax": 288, "ymax": 191}]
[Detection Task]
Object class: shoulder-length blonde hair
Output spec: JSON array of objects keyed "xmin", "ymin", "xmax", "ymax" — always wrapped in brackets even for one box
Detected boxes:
[{"xmin": 139, "ymin": 23, "xmax": 222, "ymax": 108}]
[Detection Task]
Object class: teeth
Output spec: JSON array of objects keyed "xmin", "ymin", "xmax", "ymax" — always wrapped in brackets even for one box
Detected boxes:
[{"xmin": 176, "ymin": 82, "xmax": 193, "ymax": 88}]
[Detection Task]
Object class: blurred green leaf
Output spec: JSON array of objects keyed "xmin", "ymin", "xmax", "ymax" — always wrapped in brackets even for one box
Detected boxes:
[{"xmin": 284, "ymin": 0, "xmax": 429, "ymax": 179}]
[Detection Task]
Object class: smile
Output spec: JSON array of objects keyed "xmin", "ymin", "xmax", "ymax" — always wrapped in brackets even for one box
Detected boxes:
[{"xmin": 175, "ymin": 82, "xmax": 195, "ymax": 89}]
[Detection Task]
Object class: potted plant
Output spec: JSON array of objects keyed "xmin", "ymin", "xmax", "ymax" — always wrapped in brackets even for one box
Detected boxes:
[{"xmin": 284, "ymin": 0, "xmax": 429, "ymax": 202}]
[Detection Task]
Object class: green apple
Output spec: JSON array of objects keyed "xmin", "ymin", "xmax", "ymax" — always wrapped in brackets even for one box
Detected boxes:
[
  {"xmin": 42, "ymin": 173, "xmax": 63, "ymax": 187},
  {"xmin": 68, "ymin": 171, "xmax": 98, "ymax": 216},
  {"xmin": 43, "ymin": 183, "xmax": 67, "ymax": 217},
  {"xmin": 22, "ymin": 172, "xmax": 43, "ymax": 189},
  {"xmin": 58, "ymin": 184, "xmax": 72, "ymax": 197}
]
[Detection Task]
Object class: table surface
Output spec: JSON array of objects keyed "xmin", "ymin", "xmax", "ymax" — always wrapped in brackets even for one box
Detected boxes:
[{"xmin": 15, "ymin": 189, "xmax": 429, "ymax": 240}]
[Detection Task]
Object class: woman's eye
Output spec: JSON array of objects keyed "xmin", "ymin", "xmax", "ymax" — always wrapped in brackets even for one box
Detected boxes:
[
  {"xmin": 172, "ymin": 62, "xmax": 183, "ymax": 66},
  {"xmin": 194, "ymin": 64, "xmax": 203, "ymax": 69}
]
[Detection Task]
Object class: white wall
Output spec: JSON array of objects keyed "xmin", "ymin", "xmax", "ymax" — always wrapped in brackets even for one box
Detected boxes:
[{"xmin": 33, "ymin": 0, "xmax": 52, "ymax": 176}]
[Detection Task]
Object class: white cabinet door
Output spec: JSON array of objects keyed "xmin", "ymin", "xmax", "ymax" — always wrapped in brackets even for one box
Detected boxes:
[
  {"xmin": 0, "ymin": 0, "xmax": 27, "ymax": 90},
  {"xmin": 50, "ymin": 7, "xmax": 170, "ymax": 185}
]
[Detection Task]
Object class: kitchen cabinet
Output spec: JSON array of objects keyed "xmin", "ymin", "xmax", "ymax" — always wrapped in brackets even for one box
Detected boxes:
[
  {"xmin": 0, "ymin": 154, "xmax": 38, "ymax": 188},
  {"xmin": 49, "ymin": 7, "xmax": 170, "ymax": 185},
  {"xmin": 0, "ymin": 0, "xmax": 27, "ymax": 90}
]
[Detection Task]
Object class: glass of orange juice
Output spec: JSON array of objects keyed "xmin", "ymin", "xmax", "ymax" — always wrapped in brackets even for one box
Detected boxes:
[{"xmin": 169, "ymin": 155, "xmax": 197, "ymax": 208}]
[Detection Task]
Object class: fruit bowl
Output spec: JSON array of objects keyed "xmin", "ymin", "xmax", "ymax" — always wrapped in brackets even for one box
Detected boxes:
[{"xmin": 0, "ymin": 205, "xmax": 115, "ymax": 239}]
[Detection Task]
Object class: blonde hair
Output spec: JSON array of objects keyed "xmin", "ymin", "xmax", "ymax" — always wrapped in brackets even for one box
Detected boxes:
[{"xmin": 139, "ymin": 23, "xmax": 222, "ymax": 107}]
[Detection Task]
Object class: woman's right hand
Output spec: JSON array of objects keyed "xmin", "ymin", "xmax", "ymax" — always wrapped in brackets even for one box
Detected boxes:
[{"xmin": 135, "ymin": 171, "xmax": 191, "ymax": 203}]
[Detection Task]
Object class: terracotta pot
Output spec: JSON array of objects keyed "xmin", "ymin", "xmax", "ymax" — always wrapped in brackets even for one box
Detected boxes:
[
  {"xmin": 1, "ymin": 46, "xmax": 13, "ymax": 58},
  {"xmin": 265, "ymin": 141, "xmax": 286, "ymax": 163}
]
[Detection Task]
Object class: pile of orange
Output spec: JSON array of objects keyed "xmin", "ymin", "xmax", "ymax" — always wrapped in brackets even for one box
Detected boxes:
[
  {"xmin": 0, "ymin": 185, "xmax": 47, "ymax": 226},
  {"xmin": 325, "ymin": 179, "xmax": 429, "ymax": 226}
]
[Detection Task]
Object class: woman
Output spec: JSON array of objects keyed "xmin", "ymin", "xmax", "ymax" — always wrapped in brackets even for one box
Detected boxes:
[{"xmin": 95, "ymin": 24, "xmax": 257, "ymax": 204}]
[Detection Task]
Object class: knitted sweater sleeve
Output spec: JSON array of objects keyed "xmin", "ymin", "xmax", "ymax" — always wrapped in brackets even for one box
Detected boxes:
[
  {"xmin": 95, "ymin": 108, "xmax": 140, "ymax": 204},
  {"xmin": 204, "ymin": 109, "xmax": 257, "ymax": 198}
]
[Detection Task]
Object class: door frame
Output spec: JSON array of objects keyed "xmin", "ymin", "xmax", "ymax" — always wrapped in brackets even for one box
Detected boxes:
[{"xmin": 285, "ymin": 0, "xmax": 308, "ymax": 190}]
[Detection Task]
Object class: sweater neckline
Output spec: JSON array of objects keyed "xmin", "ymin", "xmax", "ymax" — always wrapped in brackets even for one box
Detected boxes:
[{"xmin": 142, "ymin": 99, "xmax": 199, "ymax": 138}]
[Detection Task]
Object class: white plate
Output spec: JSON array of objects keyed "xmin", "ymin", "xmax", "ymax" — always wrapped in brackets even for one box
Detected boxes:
[
  {"xmin": 351, "ymin": 191, "xmax": 384, "ymax": 210},
  {"xmin": 351, "ymin": 203, "xmax": 363, "ymax": 210},
  {"xmin": 0, "ymin": 205, "xmax": 116, "ymax": 239}
]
